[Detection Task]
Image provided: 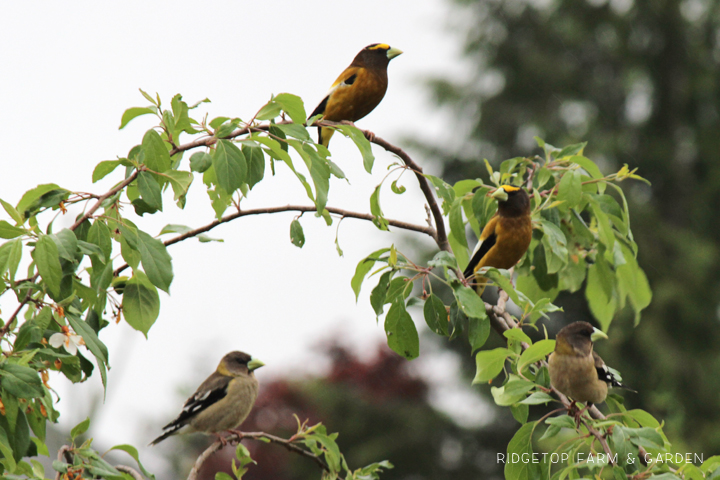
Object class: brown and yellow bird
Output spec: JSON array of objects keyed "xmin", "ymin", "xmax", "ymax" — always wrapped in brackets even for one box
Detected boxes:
[
  {"xmin": 463, "ymin": 185, "xmax": 532, "ymax": 294},
  {"xmin": 548, "ymin": 322, "xmax": 631, "ymax": 406},
  {"xmin": 150, "ymin": 351, "xmax": 264, "ymax": 445},
  {"xmin": 309, "ymin": 43, "xmax": 403, "ymax": 147}
]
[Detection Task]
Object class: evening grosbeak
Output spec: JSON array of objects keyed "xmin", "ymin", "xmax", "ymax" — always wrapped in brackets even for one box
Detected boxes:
[
  {"xmin": 463, "ymin": 185, "xmax": 532, "ymax": 294},
  {"xmin": 150, "ymin": 351, "xmax": 264, "ymax": 445},
  {"xmin": 548, "ymin": 322, "xmax": 630, "ymax": 405},
  {"xmin": 309, "ymin": 43, "xmax": 403, "ymax": 147}
]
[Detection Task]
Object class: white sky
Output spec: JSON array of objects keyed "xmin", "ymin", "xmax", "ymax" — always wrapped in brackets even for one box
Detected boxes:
[{"xmin": 0, "ymin": 0, "xmax": 490, "ymax": 467}]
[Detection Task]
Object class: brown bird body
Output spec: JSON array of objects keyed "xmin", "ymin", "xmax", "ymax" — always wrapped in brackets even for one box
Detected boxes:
[
  {"xmin": 150, "ymin": 351, "xmax": 263, "ymax": 445},
  {"xmin": 548, "ymin": 322, "xmax": 629, "ymax": 405},
  {"xmin": 309, "ymin": 43, "xmax": 402, "ymax": 147},
  {"xmin": 464, "ymin": 185, "xmax": 532, "ymax": 294}
]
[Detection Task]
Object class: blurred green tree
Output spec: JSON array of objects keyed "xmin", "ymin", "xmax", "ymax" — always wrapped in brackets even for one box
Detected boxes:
[{"xmin": 424, "ymin": 0, "xmax": 720, "ymax": 452}]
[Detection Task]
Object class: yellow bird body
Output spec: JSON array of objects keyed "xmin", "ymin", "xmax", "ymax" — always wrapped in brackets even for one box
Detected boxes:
[
  {"xmin": 464, "ymin": 185, "xmax": 532, "ymax": 294},
  {"xmin": 309, "ymin": 44, "xmax": 402, "ymax": 147}
]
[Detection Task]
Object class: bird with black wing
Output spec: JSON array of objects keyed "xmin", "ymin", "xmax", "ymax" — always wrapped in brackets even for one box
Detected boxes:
[
  {"xmin": 464, "ymin": 185, "xmax": 533, "ymax": 295},
  {"xmin": 548, "ymin": 321, "xmax": 633, "ymax": 407},
  {"xmin": 309, "ymin": 43, "xmax": 402, "ymax": 147},
  {"xmin": 150, "ymin": 351, "xmax": 264, "ymax": 445}
]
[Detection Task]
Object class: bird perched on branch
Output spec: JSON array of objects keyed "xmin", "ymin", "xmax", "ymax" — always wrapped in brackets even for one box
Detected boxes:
[
  {"xmin": 150, "ymin": 351, "xmax": 264, "ymax": 445},
  {"xmin": 308, "ymin": 43, "xmax": 403, "ymax": 147},
  {"xmin": 548, "ymin": 321, "xmax": 632, "ymax": 406},
  {"xmin": 463, "ymin": 185, "xmax": 532, "ymax": 294}
]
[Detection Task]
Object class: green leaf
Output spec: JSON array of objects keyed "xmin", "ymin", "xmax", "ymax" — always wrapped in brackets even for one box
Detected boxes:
[
  {"xmin": 589, "ymin": 196, "xmax": 615, "ymax": 250},
  {"xmin": 290, "ymin": 219, "xmax": 305, "ymax": 248},
  {"xmin": 16, "ymin": 184, "xmax": 68, "ymax": 219},
  {"xmin": 66, "ymin": 314, "xmax": 109, "ymax": 364},
  {"xmin": 350, "ymin": 248, "xmax": 390, "ymax": 300},
  {"xmin": 137, "ymin": 231, "xmax": 173, "ymax": 293},
  {"xmin": 504, "ymin": 328, "xmax": 532, "ymax": 346},
  {"xmin": 0, "ymin": 364, "xmax": 44, "ymax": 399},
  {"xmin": 427, "ymin": 251, "xmax": 458, "ymax": 270},
  {"xmin": 557, "ymin": 170, "xmax": 582, "ymax": 208},
  {"xmin": 520, "ymin": 391, "xmax": 555, "ymax": 405},
  {"xmin": 141, "ymin": 129, "xmax": 171, "ymax": 173},
  {"xmin": 32, "ymin": 235, "xmax": 62, "ymax": 296},
  {"xmin": 585, "ymin": 259, "xmax": 617, "ymax": 330},
  {"xmin": 452, "ymin": 284, "xmax": 487, "ymax": 319},
  {"xmin": 505, "ymin": 422, "xmax": 538, "ymax": 480},
  {"xmin": 491, "ymin": 378, "xmax": 535, "ymax": 406},
  {"xmin": 272, "ymin": 93, "xmax": 307, "ymax": 124},
  {"xmin": 242, "ymin": 145, "xmax": 265, "ymax": 189},
  {"xmin": 164, "ymin": 170, "xmax": 194, "ymax": 201},
  {"xmin": 468, "ymin": 315, "xmax": 490, "ymax": 352},
  {"xmin": 119, "ymin": 107, "xmax": 156, "ymax": 129},
  {"xmin": 92, "ymin": 160, "xmax": 123, "ymax": 183},
  {"xmin": 109, "ymin": 444, "xmax": 156, "ymax": 480},
  {"xmin": 369, "ymin": 185, "xmax": 389, "ymax": 231},
  {"xmin": 137, "ymin": 171, "xmax": 163, "ymax": 211},
  {"xmin": 511, "ymin": 403, "xmax": 529, "ymax": 424},
  {"xmin": 123, "ymin": 271, "xmax": 160, "ymax": 337},
  {"xmin": 384, "ymin": 300, "xmax": 419, "ymax": 360},
  {"xmin": 335, "ymin": 125, "xmax": 374, "ymax": 173},
  {"xmin": 370, "ymin": 271, "xmax": 392, "ymax": 316},
  {"xmin": 275, "ymin": 122, "xmax": 311, "ymax": 141},
  {"xmin": 70, "ymin": 417, "xmax": 90, "ymax": 440},
  {"xmin": 51, "ymin": 228, "xmax": 78, "ymax": 262},
  {"xmin": 517, "ymin": 339, "xmax": 555, "ymax": 373},
  {"xmin": 472, "ymin": 348, "xmax": 510, "ymax": 383},
  {"xmin": 556, "ymin": 142, "xmax": 586, "ymax": 159},
  {"xmin": 0, "ymin": 221, "xmax": 25, "ymax": 239},
  {"xmin": 0, "ymin": 198, "xmax": 22, "ymax": 224},
  {"xmin": 189, "ymin": 151, "xmax": 213, "ymax": 173},
  {"xmin": 423, "ymin": 294, "xmax": 448, "ymax": 336},
  {"xmin": 449, "ymin": 201, "xmax": 468, "ymax": 248},
  {"xmin": 213, "ymin": 140, "xmax": 247, "ymax": 193}
]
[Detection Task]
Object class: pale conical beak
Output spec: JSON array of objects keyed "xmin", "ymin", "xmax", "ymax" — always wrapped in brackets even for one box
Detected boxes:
[
  {"xmin": 490, "ymin": 187, "xmax": 509, "ymax": 202},
  {"xmin": 591, "ymin": 328, "xmax": 609, "ymax": 343},
  {"xmin": 248, "ymin": 358, "xmax": 265, "ymax": 371},
  {"xmin": 387, "ymin": 47, "xmax": 403, "ymax": 60}
]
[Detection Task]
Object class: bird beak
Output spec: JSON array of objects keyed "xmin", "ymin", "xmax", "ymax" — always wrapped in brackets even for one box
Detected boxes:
[
  {"xmin": 386, "ymin": 47, "xmax": 403, "ymax": 60},
  {"xmin": 490, "ymin": 187, "xmax": 509, "ymax": 202},
  {"xmin": 247, "ymin": 358, "xmax": 265, "ymax": 371},
  {"xmin": 591, "ymin": 328, "xmax": 608, "ymax": 342}
]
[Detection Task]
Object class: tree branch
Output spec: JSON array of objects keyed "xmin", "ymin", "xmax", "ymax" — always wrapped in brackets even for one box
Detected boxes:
[
  {"xmin": 115, "ymin": 465, "xmax": 144, "ymax": 480},
  {"xmin": 187, "ymin": 430, "xmax": 328, "ymax": 480},
  {"xmin": 113, "ymin": 205, "xmax": 436, "ymax": 277},
  {"xmin": 70, "ymin": 171, "xmax": 138, "ymax": 231}
]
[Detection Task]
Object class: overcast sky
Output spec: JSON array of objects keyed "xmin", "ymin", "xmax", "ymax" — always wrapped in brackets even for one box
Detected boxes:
[{"xmin": 0, "ymin": 0, "xmax": 491, "ymax": 467}]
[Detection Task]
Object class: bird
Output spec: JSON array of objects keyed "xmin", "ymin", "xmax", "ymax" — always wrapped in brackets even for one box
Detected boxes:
[
  {"xmin": 548, "ymin": 321, "xmax": 632, "ymax": 406},
  {"xmin": 308, "ymin": 43, "xmax": 403, "ymax": 147},
  {"xmin": 150, "ymin": 351, "xmax": 264, "ymax": 445},
  {"xmin": 463, "ymin": 185, "xmax": 532, "ymax": 295}
]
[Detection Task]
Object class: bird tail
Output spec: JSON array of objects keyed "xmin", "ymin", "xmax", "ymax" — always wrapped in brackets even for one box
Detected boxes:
[
  {"xmin": 149, "ymin": 424, "xmax": 184, "ymax": 446},
  {"xmin": 319, "ymin": 127, "xmax": 334, "ymax": 147}
]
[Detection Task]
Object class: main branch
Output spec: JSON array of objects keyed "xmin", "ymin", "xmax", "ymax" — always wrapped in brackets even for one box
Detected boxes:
[{"xmin": 113, "ymin": 205, "xmax": 435, "ymax": 277}]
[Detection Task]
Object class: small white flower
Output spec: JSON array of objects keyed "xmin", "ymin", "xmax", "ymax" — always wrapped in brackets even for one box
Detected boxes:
[{"xmin": 49, "ymin": 331, "xmax": 85, "ymax": 355}]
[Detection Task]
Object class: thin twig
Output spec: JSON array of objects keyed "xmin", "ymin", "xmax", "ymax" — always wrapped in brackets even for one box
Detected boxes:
[
  {"xmin": 113, "ymin": 205, "xmax": 436, "ymax": 277},
  {"xmin": 70, "ymin": 171, "xmax": 138, "ymax": 231},
  {"xmin": 115, "ymin": 465, "xmax": 144, "ymax": 480},
  {"xmin": 187, "ymin": 431, "xmax": 328, "ymax": 480},
  {"xmin": 54, "ymin": 445, "xmax": 74, "ymax": 480}
]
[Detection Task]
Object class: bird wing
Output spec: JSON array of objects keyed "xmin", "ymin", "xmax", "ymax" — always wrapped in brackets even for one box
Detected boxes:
[
  {"xmin": 593, "ymin": 351, "xmax": 635, "ymax": 391},
  {"xmin": 463, "ymin": 215, "xmax": 499, "ymax": 278},
  {"xmin": 162, "ymin": 372, "xmax": 231, "ymax": 431},
  {"xmin": 309, "ymin": 67, "xmax": 361, "ymax": 118}
]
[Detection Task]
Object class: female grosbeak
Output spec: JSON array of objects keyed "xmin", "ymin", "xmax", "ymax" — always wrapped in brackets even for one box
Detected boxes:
[
  {"xmin": 548, "ymin": 322, "xmax": 629, "ymax": 405},
  {"xmin": 150, "ymin": 351, "xmax": 264, "ymax": 445}
]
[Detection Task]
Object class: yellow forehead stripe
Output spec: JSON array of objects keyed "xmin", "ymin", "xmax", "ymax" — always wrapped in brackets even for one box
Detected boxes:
[
  {"xmin": 501, "ymin": 185, "xmax": 521, "ymax": 192},
  {"xmin": 368, "ymin": 43, "xmax": 390, "ymax": 50}
]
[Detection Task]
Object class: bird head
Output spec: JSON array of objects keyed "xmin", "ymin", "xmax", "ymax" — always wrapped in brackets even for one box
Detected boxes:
[
  {"xmin": 555, "ymin": 321, "xmax": 608, "ymax": 357},
  {"xmin": 353, "ymin": 44, "xmax": 403, "ymax": 69},
  {"xmin": 218, "ymin": 351, "xmax": 265, "ymax": 377},
  {"xmin": 491, "ymin": 185, "xmax": 531, "ymax": 217}
]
